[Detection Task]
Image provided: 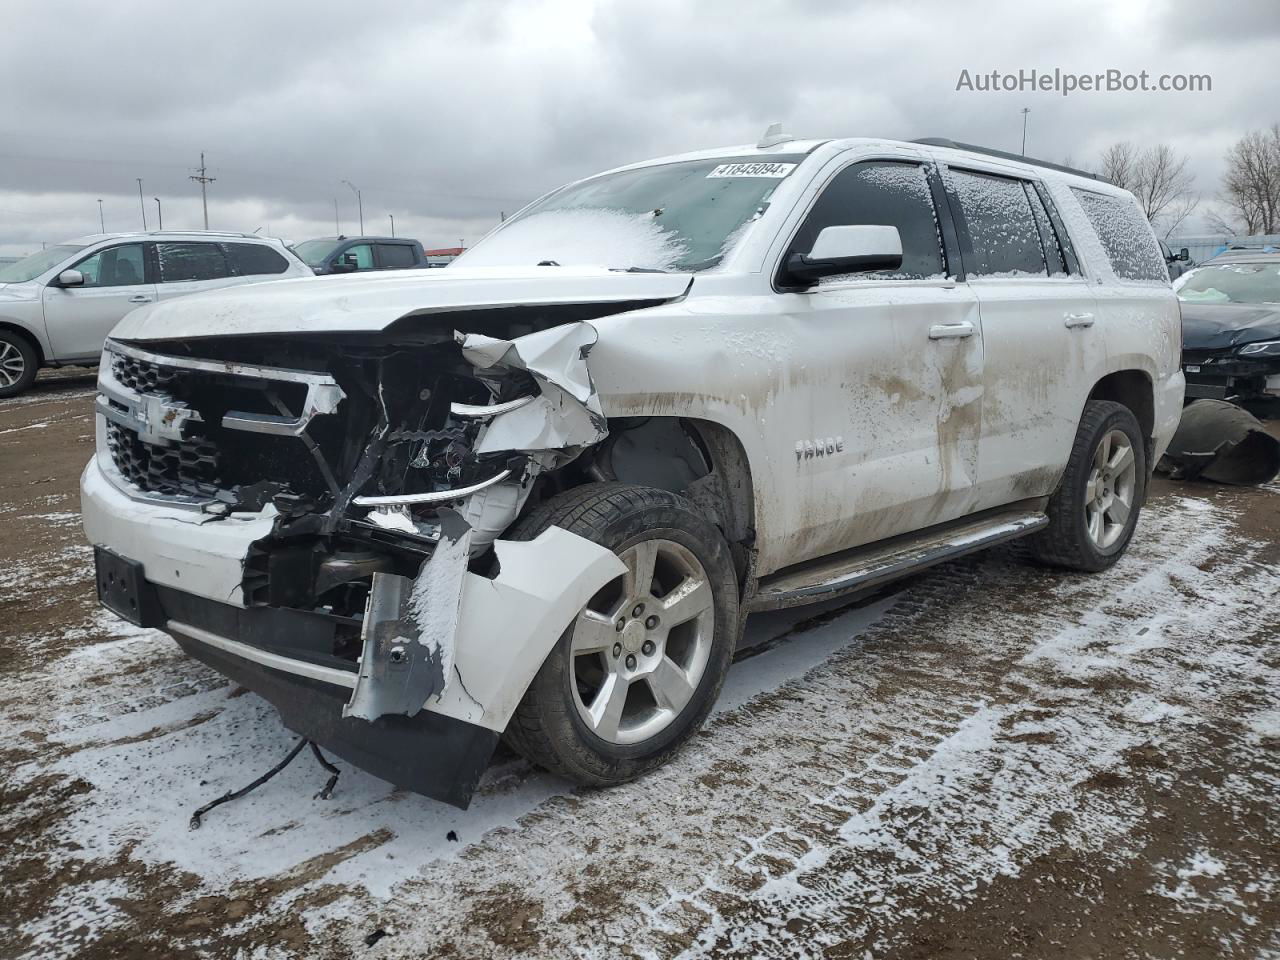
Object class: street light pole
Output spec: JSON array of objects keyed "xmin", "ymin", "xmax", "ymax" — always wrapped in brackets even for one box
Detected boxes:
[
  {"xmin": 137, "ymin": 178, "xmax": 147, "ymax": 230},
  {"xmin": 1020, "ymin": 107, "xmax": 1031, "ymax": 156},
  {"xmin": 342, "ymin": 180, "xmax": 363, "ymax": 235},
  {"xmin": 97, "ymin": 199, "xmax": 105, "ymax": 233},
  {"xmin": 389, "ymin": 214, "xmax": 395, "ymax": 237},
  {"xmin": 334, "ymin": 198, "xmax": 340, "ymax": 234},
  {"xmin": 154, "ymin": 197, "xmax": 163, "ymax": 230}
]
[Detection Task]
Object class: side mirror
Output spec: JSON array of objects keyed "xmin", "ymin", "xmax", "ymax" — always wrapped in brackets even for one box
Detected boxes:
[
  {"xmin": 785, "ymin": 225, "xmax": 903, "ymax": 284},
  {"xmin": 329, "ymin": 259, "xmax": 356, "ymax": 273},
  {"xmin": 56, "ymin": 269, "xmax": 85, "ymax": 287},
  {"xmin": 1178, "ymin": 247, "xmax": 1190, "ymax": 261}
]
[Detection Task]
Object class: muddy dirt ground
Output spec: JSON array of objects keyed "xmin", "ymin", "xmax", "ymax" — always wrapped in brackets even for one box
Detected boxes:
[{"xmin": 1, "ymin": 369, "xmax": 1277, "ymax": 959}]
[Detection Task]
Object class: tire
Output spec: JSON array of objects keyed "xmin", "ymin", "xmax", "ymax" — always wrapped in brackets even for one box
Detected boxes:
[
  {"xmin": 0, "ymin": 330, "xmax": 38, "ymax": 399},
  {"xmin": 503, "ymin": 483, "xmax": 739, "ymax": 787},
  {"xmin": 1030, "ymin": 399, "xmax": 1147, "ymax": 572}
]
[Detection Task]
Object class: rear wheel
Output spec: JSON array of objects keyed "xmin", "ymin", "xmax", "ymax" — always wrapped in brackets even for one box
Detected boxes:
[
  {"xmin": 504, "ymin": 483, "xmax": 738, "ymax": 786},
  {"xmin": 0, "ymin": 331, "xmax": 38, "ymax": 398},
  {"xmin": 1030, "ymin": 399, "xmax": 1146, "ymax": 571}
]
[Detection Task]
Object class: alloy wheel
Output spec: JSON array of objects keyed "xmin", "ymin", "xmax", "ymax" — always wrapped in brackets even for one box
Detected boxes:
[
  {"xmin": 0, "ymin": 341, "xmax": 26, "ymax": 389},
  {"xmin": 569, "ymin": 538, "xmax": 716, "ymax": 745},
  {"xmin": 1084, "ymin": 428, "xmax": 1137, "ymax": 550}
]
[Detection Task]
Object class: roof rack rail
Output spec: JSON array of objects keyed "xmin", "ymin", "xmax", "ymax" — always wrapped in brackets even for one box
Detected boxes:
[
  {"xmin": 913, "ymin": 138, "xmax": 1104, "ymax": 182},
  {"xmin": 143, "ymin": 229, "xmax": 264, "ymax": 239}
]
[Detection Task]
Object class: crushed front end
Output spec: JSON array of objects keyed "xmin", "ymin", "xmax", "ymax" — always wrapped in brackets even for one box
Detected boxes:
[{"xmin": 82, "ymin": 321, "xmax": 625, "ymax": 808}]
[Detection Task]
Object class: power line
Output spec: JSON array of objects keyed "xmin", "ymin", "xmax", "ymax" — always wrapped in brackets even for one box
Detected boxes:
[{"xmin": 189, "ymin": 153, "xmax": 215, "ymax": 230}]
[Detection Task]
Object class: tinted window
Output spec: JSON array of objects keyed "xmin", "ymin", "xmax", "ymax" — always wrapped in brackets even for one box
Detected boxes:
[
  {"xmin": 790, "ymin": 161, "xmax": 945, "ymax": 281},
  {"xmin": 376, "ymin": 243, "xmax": 417, "ymax": 268},
  {"xmin": 1070, "ymin": 188, "xmax": 1167, "ymax": 283},
  {"xmin": 73, "ymin": 244, "xmax": 146, "ymax": 287},
  {"xmin": 157, "ymin": 242, "xmax": 230, "ymax": 282},
  {"xmin": 1026, "ymin": 185, "xmax": 1069, "ymax": 275},
  {"xmin": 226, "ymin": 242, "xmax": 289, "ymax": 276},
  {"xmin": 948, "ymin": 169, "xmax": 1046, "ymax": 277},
  {"xmin": 339, "ymin": 243, "xmax": 374, "ymax": 270}
]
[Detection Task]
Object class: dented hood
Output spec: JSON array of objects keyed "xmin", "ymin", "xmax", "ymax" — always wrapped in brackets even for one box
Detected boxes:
[
  {"xmin": 110, "ymin": 265, "xmax": 692, "ymax": 341},
  {"xmin": 1180, "ymin": 302, "xmax": 1280, "ymax": 351}
]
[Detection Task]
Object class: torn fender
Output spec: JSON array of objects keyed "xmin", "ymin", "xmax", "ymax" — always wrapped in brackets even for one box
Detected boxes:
[
  {"xmin": 458, "ymin": 322, "xmax": 609, "ymax": 454},
  {"xmin": 426, "ymin": 526, "xmax": 628, "ymax": 733}
]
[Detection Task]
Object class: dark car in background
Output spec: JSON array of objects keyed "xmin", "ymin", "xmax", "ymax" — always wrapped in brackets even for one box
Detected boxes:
[
  {"xmin": 293, "ymin": 236, "xmax": 428, "ymax": 275},
  {"xmin": 1175, "ymin": 249, "xmax": 1280, "ymax": 402},
  {"xmin": 1160, "ymin": 239, "xmax": 1193, "ymax": 280}
]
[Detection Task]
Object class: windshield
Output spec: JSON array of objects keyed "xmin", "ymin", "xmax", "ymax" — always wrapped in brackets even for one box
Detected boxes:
[
  {"xmin": 292, "ymin": 238, "xmax": 342, "ymax": 267},
  {"xmin": 0, "ymin": 244, "xmax": 86, "ymax": 283},
  {"xmin": 458, "ymin": 155, "xmax": 805, "ymax": 273},
  {"xmin": 1177, "ymin": 262, "xmax": 1280, "ymax": 305}
]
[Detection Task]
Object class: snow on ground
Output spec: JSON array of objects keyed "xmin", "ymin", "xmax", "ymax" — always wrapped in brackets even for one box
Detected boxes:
[{"xmin": 3, "ymin": 485, "xmax": 1277, "ymax": 958}]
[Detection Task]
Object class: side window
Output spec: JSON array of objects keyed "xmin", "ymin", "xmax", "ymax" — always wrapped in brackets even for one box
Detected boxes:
[
  {"xmin": 947, "ymin": 169, "xmax": 1046, "ymax": 277},
  {"xmin": 1070, "ymin": 188, "xmax": 1167, "ymax": 283},
  {"xmin": 338, "ymin": 243, "xmax": 375, "ymax": 270},
  {"xmin": 225, "ymin": 243, "xmax": 289, "ymax": 276},
  {"xmin": 157, "ymin": 242, "xmax": 230, "ymax": 283},
  {"xmin": 73, "ymin": 244, "xmax": 146, "ymax": 288},
  {"xmin": 376, "ymin": 243, "xmax": 417, "ymax": 268},
  {"xmin": 1025, "ymin": 185, "xmax": 1069, "ymax": 275},
  {"xmin": 789, "ymin": 161, "xmax": 945, "ymax": 281}
]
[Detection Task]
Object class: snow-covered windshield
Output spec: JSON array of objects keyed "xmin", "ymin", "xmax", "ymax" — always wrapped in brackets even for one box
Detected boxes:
[
  {"xmin": 1176, "ymin": 262, "xmax": 1280, "ymax": 305},
  {"xmin": 459, "ymin": 155, "xmax": 805, "ymax": 273},
  {"xmin": 0, "ymin": 244, "xmax": 85, "ymax": 283}
]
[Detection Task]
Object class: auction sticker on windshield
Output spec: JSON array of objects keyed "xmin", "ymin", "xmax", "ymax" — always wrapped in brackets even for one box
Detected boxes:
[{"xmin": 706, "ymin": 162, "xmax": 797, "ymax": 178}]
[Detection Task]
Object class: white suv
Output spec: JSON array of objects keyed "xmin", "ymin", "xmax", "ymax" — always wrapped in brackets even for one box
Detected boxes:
[
  {"xmin": 81, "ymin": 134, "xmax": 1183, "ymax": 807},
  {"xmin": 0, "ymin": 231, "xmax": 312, "ymax": 396}
]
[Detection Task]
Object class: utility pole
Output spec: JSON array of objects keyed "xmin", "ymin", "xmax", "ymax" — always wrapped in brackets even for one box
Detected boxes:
[
  {"xmin": 388, "ymin": 214, "xmax": 395, "ymax": 237},
  {"xmin": 97, "ymin": 199, "xmax": 105, "ymax": 233},
  {"xmin": 1020, "ymin": 107, "xmax": 1031, "ymax": 156},
  {"xmin": 342, "ymin": 180, "xmax": 363, "ymax": 235},
  {"xmin": 189, "ymin": 153, "xmax": 215, "ymax": 229},
  {"xmin": 154, "ymin": 197, "xmax": 163, "ymax": 230},
  {"xmin": 137, "ymin": 178, "xmax": 147, "ymax": 230}
]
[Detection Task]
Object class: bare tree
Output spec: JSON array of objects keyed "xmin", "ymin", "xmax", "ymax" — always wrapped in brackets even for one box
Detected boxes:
[
  {"xmin": 1098, "ymin": 142, "xmax": 1139, "ymax": 190},
  {"xmin": 1219, "ymin": 124, "xmax": 1280, "ymax": 235},
  {"xmin": 1096, "ymin": 141, "xmax": 1198, "ymax": 235}
]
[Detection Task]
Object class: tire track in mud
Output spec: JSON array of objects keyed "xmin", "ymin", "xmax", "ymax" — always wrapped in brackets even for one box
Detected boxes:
[{"xmin": 325, "ymin": 494, "xmax": 1278, "ymax": 959}]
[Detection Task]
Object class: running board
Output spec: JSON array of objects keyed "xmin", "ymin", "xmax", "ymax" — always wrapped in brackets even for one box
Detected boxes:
[{"xmin": 749, "ymin": 510, "xmax": 1048, "ymax": 612}]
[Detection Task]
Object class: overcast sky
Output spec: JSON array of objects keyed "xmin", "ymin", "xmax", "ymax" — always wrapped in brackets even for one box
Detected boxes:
[{"xmin": 2, "ymin": 0, "xmax": 1277, "ymax": 256}]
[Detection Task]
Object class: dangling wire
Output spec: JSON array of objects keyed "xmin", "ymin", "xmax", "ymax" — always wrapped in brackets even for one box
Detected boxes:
[{"xmin": 188, "ymin": 738, "xmax": 341, "ymax": 830}]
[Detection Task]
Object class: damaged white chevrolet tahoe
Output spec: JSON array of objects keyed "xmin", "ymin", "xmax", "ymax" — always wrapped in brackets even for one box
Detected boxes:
[{"xmin": 81, "ymin": 133, "xmax": 1184, "ymax": 807}]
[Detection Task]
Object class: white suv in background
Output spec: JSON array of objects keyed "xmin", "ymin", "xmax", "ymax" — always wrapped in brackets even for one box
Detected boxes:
[{"xmin": 0, "ymin": 231, "xmax": 313, "ymax": 397}]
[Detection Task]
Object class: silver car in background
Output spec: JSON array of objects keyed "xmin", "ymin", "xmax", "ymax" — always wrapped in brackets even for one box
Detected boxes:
[{"xmin": 0, "ymin": 231, "xmax": 313, "ymax": 397}]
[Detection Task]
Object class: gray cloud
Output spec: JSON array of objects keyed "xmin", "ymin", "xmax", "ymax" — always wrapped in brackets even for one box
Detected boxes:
[{"xmin": 2, "ymin": 0, "xmax": 1277, "ymax": 255}]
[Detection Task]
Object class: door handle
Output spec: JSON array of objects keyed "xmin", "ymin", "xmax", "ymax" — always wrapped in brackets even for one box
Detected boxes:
[
  {"xmin": 928, "ymin": 321, "xmax": 975, "ymax": 340},
  {"xmin": 1064, "ymin": 312, "xmax": 1095, "ymax": 328},
  {"xmin": 128, "ymin": 295, "xmax": 153, "ymax": 304}
]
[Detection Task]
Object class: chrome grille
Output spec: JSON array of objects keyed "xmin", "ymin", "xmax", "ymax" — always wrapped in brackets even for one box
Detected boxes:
[
  {"xmin": 105, "ymin": 420, "xmax": 221, "ymax": 498},
  {"xmin": 111, "ymin": 351, "xmax": 180, "ymax": 394}
]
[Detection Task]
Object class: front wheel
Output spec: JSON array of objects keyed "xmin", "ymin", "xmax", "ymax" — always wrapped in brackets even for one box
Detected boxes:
[
  {"xmin": 0, "ymin": 331, "xmax": 38, "ymax": 398},
  {"xmin": 503, "ymin": 483, "xmax": 739, "ymax": 786},
  {"xmin": 1030, "ymin": 399, "xmax": 1146, "ymax": 572}
]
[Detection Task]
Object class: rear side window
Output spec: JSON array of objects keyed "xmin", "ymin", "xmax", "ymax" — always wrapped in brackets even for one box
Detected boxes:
[
  {"xmin": 789, "ymin": 161, "xmax": 946, "ymax": 281},
  {"xmin": 1070, "ymin": 188, "xmax": 1167, "ymax": 282},
  {"xmin": 225, "ymin": 243, "xmax": 289, "ymax": 276},
  {"xmin": 376, "ymin": 243, "xmax": 417, "ymax": 268},
  {"xmin": 947, "ymin": 169, "xmax": 1046, "ymax": 277},
  {"xmin": 157, "ymin": 242, "xmax": 230, "ymax": 282}
]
